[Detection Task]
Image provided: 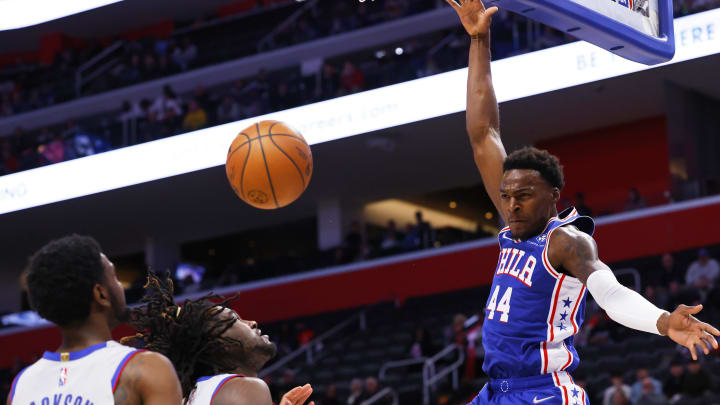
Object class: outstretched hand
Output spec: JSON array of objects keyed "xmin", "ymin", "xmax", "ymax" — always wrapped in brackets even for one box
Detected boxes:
[
  {"xmin": 662, "ymin": 304, "xmax": 720, "ymax": 360},
  {"xmin": 280, "ymin": 384, "xmax": 314, "ymax": 405},
  {"xmin": 445, "ymin": 0, "xmax": 499, "ymax": 36}
]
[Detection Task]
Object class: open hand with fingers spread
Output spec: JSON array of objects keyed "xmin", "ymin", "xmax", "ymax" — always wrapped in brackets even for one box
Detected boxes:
[
  {"xmin": 280, "ymin": 384, "xmax": 315, "ymax": 405},
  {"xmin": 445, "ymin": 0, "xmax": 499, "ymax": 36},
  {"xmin": 658, "ymin": 304, "xmax": 720, "ymax": 360}
]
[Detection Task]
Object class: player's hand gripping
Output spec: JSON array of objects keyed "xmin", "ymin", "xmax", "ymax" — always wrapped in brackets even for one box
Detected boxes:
[
  {"xmin": 280, "ymin": 384, "xmax": 315, "ymax": 405},
  {"xmin": 660, "ymin": 304, "xmax": 720, "ymax": 360},
  {"xmin": 445, "ymin": 0, "xmax": 499, "ymax": 36}
]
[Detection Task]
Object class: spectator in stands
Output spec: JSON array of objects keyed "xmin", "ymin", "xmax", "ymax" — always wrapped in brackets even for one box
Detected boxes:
[
  {"xmin": 624, "ymin": 187, "xmax": 647, "ymax": 211},
  {"xmin": 120, "ymin": 54, "xmax": 142, "ymax": 85},
  {"xmin": 192, "ymin": 85, "xmax": 213, "ymax": 112},
  {"xmin": 346, "ymin": 378, "xmax": 364, "ymax": 405},
  {"xmin": 1, "ymin": 139, "xmax": 18, "ymax": 173},
  {"xmin": 319, "ymin": 63, "xmax": 340, "ymax": 99},
  {"xmin": 663, "ymin": 356, "xmax": 685, "ymax": 401},
  {"xmin": 39, "ymin": 130, "xmax": 65, "ymax": 164},
  {"xmin": 681, "ymin": 360, "xmax": 712, "ymax": 399},
  {"xmin": 118, "ymin": 100, "xmax": 143, "ymax": 123},
  {"xmin": 344, "ymin": 220, "xmax": 363, "ymax": 261},
  {"xmin": 402, "ymin": 223, "xmax": 421, "ymax": 251},
  {"xmin": 630, "ymin": 368, "xmax": 663, "ymax": 404},
  {"xmin": 322, "ymin": 384, "xmax": 341, "ymax": 405},
  {"xmin": 656, "ymin": 253, "xmax": 686, "ymax": 287},
  {"xmin": 414, "ymin": 211, "xmax": 433, "ymax": 249},
  {"xmin": 380, "ymin": 220, "xmax": 403, "ymax": 252},
  {"xmin": 685, "ymin": 248, "xmax": 720, "ymax": 291},
  {"xmin": 271, "ymin": 82, "xmax": 298, "ymax": 112},
  {"xmin": 635, "ymin": 377, "xmax": 668, "ymax": 405},
  {"xmin": 182, "ymin": 99, "xmax": 208, "ymax": 131},
  {"xmin": 216, "ymin": 94, "xmax": 243, "ymax": 123},
  {"xmin": 295, "ymin": 323, "xmax": 315, "ymax": 346},
  {"xmin": 409, "ymin": 327, "xmax": 434, "ymax": 359},
  {"xmin": 247, "ymin": 69, "xmax": 271, "ymax": 104},
  {"xmin": 603, "ymin": 371, "xmax": 632, "ymax": 405},
  {"xmin": 172, "ymin": 37, "xmax": 198, "ymax": 71},
  {"xmin": 575, "ymin": 192, "xmax": 593, "ymax": 217},
  {"xmin": 150, "ymin": 85, "xmax": 182, "ymax": 123},
  {"xmin": 358, "ymin": 377, "xmax": 389, "ymax": 404},
  {"xmin": 142, "ymin": 53, "xmax": 159, "ymax": 80},
  {"xmin": 339, "ymin": 62, "xmax": 365, "ymax": 95}
]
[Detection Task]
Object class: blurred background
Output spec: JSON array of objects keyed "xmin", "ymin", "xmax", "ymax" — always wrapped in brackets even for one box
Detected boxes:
[{"xmin": 1, "ymin": 0, "xmax": 720, "ymax": 404}]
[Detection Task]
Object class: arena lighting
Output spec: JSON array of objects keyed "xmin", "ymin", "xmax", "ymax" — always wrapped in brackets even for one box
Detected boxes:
[
  {"xmin": 0, "ymin": 0, "xmax": 123, "ymax": 31},
  {"xmin": 0, "ymin": 9, "xmax": 717, "ymax": 215}
]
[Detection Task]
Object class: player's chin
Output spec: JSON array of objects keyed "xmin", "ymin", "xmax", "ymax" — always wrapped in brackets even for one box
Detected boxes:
[{"xmin": 509, "ymin": 223, "xmax": 528, "ymax": 239}]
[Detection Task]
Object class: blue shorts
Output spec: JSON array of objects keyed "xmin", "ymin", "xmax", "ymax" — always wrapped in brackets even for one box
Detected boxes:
[{"xmin": 467, "ymin": 371, "xmax": 589, "ymax": 405}]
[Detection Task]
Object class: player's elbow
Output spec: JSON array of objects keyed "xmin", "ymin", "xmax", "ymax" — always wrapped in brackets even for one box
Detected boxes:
[{"xmin": 466, "ymin": 123, "xmax": 494, "ymax": 142}]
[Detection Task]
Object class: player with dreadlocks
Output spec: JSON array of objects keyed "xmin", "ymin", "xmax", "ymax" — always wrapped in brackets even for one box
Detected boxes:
[{"xmin": 122, "ymin": 272, "xmax": 314, "ymax": 405}]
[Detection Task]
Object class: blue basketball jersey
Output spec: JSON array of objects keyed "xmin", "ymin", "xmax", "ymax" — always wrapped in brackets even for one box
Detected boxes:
[{"xmin": 482, "ymin": 207, "xmax": 595, "ymax": 379}]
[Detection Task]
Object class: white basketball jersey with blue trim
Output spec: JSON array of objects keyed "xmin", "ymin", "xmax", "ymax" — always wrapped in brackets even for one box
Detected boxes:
[
  {"xmin": 10, "ymin": 341, "xmax": 140, "ymax": 405},
  {"xmin": 187, "ymin": 374, "xmax": 245, "ymax": 405},
  {"xmin": 482, "ymin": 207, "xmax": 595, "ymax": 379}
]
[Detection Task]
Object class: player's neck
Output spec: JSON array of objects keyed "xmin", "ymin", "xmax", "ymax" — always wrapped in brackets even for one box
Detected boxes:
[{"xmin": 56, "ymin": 313, "xmax": 113, "ymax": 353}]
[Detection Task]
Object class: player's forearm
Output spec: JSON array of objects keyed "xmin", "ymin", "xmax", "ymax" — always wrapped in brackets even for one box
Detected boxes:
[
  {"xmin": 586, "ymin": 269, "xmax": 668, "ymax": 335},
  {"xmin": 466, "ymin": 33, "xmax": 500, "ymax": 144}
]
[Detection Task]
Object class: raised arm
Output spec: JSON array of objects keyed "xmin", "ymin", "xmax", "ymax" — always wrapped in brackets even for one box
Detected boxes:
[
  {"xmin": 549, "ymin": 226, "xmax": 720, "ymax": 360},
  {"xmin": 447, "ymin": 0, "xmax": 507, "ymax": 219}
]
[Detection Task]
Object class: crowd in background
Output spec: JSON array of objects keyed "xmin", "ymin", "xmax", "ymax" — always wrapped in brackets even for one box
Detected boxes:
[{"xmin": 3, "ymin": 0, "xmax": 720, "ymax": 177}]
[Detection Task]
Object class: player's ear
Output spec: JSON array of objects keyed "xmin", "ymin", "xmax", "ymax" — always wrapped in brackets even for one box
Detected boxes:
[
  {"xmin": 93, "ymin": 283, "xmax": 112, "ymax": 308},
  {"xmin": 551, "ymin": 188, "xmax": 560, "ymax": 203}
]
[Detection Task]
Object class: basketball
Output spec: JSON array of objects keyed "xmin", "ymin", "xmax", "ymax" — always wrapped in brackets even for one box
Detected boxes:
[{"xmin": 225, "ymin": 120, "xmax": 313, "ymax": 209}]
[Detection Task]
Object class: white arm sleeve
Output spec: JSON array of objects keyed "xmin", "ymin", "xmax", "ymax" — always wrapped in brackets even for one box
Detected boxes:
[{"xmin": 586, "ymin": 269, "xmax": 669, "ymax": 335}]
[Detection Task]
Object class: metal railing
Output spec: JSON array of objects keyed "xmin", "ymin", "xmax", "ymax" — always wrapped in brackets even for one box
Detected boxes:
[
  {"xmin": 377, "ymin": 343, "xmax": 465, "ymax": 405},
  {"xmin": 75, "ymin": 40, "xmax": 125, "ymax": 96},
  {"xmin": 259, "ymin": 309, "xmax": 367, "ymax": 377},
  {"xmin": 360, "ymin": 387, "xmax": 399, "ymax": 405},
  {"xmin": 615, "ymin": 267, "xmax": 641, "ymax": 292},
  {"xmin": 256, "ymin": 0, "xmax": 320, "ymax": 51},
  {"xmin": 378, "ymin": 357, "xmax": 427, "ymax": 381},
  {"xmin": 422, "ymin": 344, "xmax": 465, "ymax": 405}
]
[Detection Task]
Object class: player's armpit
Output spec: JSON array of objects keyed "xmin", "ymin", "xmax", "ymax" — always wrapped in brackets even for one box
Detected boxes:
[
  {"xmin": 546, "ymin": 225, "xmax": 608, "ymax": 284},
  {"xmin": 213, "ymin": 377, "xmax": 273, "ymax": 405},
  {"xmin": 117, "ymin": 351, "xmax": 182, "ymax": 405}
]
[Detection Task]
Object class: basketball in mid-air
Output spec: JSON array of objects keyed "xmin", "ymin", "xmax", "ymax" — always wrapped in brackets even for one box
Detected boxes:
[{"xmin": 225, "ymin": 120, "xmax": 313, "ymax": 209}]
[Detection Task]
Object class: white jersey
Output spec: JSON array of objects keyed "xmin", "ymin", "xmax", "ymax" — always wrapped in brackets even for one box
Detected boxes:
[
  {"xmin": 187, "ymin": 374, "xmax": 245, "ymax": 405},
  {"xmin": 10, "ymin": 341, "xmax": 141, "ymax": 405}
]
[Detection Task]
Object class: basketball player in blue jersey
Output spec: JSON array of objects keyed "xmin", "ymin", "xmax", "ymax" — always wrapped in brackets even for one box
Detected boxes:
[
  {"xmin": 7, "ymin": 235, "xmax": 182, "ymax": 405},
  {"xmin": 446, "ymin": 1, "xmax": 720, "ymax": 404},
  {"xmin": 123, "ymin": 272, "xmax": 314, "ymax": 405}
]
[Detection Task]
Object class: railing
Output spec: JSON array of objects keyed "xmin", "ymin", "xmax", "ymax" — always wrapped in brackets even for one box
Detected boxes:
[
  {"xmin": 422, "ymin": 344, "xmax": 465, "ymax": 405},
  {"xmin": 615, "ymin": 268, "xmax": 641, "ymax": 292},
  {"xmin": 378, "ymin": 357, "xmax": 427, "ymax": 381},
  {"xmin": 75, "ymin": 40, "xmax": 125, "ymax": 96},
  {"xmin": 256, "ymin": 0, "xmax": 320, "ymax": 51},
  {"xmin": 259, "ymin": 309, "xmax": 367, "ymax": 377},
  {"xmin": 377, "ymin": 343, "xmax": 465, "ymax": 405},
  {"xmin": 360, "ymin": 387, "xmax": 399, "ymax": 405}
]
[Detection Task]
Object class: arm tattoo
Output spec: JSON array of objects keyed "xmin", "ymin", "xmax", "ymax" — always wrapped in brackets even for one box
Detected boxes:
[{"xmin": 114, "ymin": 354, "xmax": 143, "ymax": 405}]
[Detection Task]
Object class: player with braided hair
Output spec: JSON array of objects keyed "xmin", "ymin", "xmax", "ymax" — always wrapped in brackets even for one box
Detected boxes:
[{"xmin": 123, "ymin": 272, "xmax": 313, "ymax": 405}]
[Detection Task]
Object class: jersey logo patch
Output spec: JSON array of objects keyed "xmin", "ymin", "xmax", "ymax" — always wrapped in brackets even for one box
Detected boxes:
[
  {"xmin": 58, "ymin": 367, "xmax": 68, "ymax": 387},
  {"xmin": 536, "ymin": 234, "xmax": 547, "ymax": 243},
  {"xmin": 532, "ymin": 396, "xmax": 554, "ymax": 403}
]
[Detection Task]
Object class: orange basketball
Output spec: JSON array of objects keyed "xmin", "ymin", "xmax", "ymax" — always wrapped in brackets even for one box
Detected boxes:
[{"xmin": 225, "ymin": 120, "xmax": 313, "ymax": 209}]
